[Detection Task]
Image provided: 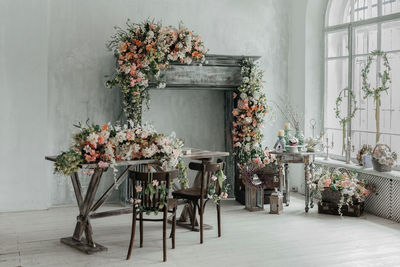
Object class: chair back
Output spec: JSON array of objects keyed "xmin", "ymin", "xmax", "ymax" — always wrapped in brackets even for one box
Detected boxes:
[
  {"xmin": 189, "ymin": 159, "xmax": 225, "ymax": 198},
  {"xmin": 129, "ymin": 169, "xmax": 178, "ymax": 210}
]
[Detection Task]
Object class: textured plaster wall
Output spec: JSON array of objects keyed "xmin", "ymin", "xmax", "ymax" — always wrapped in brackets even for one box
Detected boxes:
[
  {"xmin": 287, "ymin": 0, "xmax": 328, "ymax": 195},
  {"xmin": 0, "ymin": 0, "xmax": 290, "ymax": 211}
]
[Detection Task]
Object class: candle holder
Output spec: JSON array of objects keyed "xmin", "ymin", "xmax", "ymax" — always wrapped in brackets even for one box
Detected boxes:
[
  {"xmin": 323, "ymin": 137, "xmax": 334, "ymax": 160},
  {"xmin": 284, "ymin": 129, "xmax": 291, "ymax": 151}
]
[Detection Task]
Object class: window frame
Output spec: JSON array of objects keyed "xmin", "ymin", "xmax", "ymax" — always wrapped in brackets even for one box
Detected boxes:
[{"xmin": 324, "ymin": 0, "xmax": 400, "ymax": 165}]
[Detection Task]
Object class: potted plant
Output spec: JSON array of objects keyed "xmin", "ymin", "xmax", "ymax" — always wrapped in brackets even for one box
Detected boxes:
[
  {"xmin": 309, "ymin": 167, "xmax": 372, "ymax": 216},
  {"xmin": 372, "ymin": 144, "xmax": 397, "ymax": 172},
  {"xmin": 288, "ymin": 136, "xmax": 299, "ymax": 153}
]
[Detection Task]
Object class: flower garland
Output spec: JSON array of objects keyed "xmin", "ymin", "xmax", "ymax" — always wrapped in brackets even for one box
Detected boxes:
[
  {"xmin": 106, "ymin": 19, "xmax": 207, "ymax": 125},
  {"xmin": 361, "ymin": 50, "xmax": 392, "ymax": 142},
  {"xmin": 208, "ymin": 170, "xmax": 229, "ymax": 203},
  {"xmin": 54, "ymin": 121, "xmax": 187, "ymax": 187},
  {"xmin": 334, "ymin": 88, "xmax": 357, "ymax": 155},
  {"xmin": 232, "ymin": 59, "xmax": 268, "ymax": 168}
]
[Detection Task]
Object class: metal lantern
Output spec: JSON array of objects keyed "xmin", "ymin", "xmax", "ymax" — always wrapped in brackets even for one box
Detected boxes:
[
  {"xmin": 245, "ymin": 186, "xmax": 264, "ymax": 211},
  {"xmin": 269, "ymin": 188, "xmax": 283, "ymax": 214}
]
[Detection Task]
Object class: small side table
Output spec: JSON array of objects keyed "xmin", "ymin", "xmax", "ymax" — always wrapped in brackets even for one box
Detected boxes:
[{"xmin": 270, "ymin": 151, "xmax": 315, "ymax": 212}]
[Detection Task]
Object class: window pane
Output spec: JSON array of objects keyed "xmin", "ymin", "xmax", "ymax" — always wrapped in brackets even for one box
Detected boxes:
[
  {"xmin": 354, "ymin": 0, "xmax": 378, "ymax": 22},
  {"xmin": 326, "ymin": 58, "xmax": 349, "ymax": 130},
  {"xmin": 326, "ymin": 128, "xmax": 346, "ymax": 156},
  {"xmin": 354, "ymin": 24, "xmax": 378, "ymax": 55},
  {"xmin": 327, "ymin": 30, "xmax": 349, "ymax": 57},
  {"xmin": 328, "ymin": 0, "xmax": 352, "ymax": 26},
  {"xmin": 382, "ymin": 0, "xmax": 400, "ymax": 15},
  {"xmin": 382, "ymin": 20, "xmax": 400, "ymax": 52},
  {"xmin": 385, "ymin": 52, "xmax": 400, "ymax": 135}
]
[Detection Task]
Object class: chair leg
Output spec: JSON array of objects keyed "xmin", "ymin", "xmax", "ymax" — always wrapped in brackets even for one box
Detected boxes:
[
  {"xmin": 163, "ymin": 207, "xmax": 167, "ymax": 262},
  {"xmin": 217, "ymin": 201, "xmax": 221, "ymax": 237},
  {"xmin": 139, "ymin": 212, "xmax": 143, "ymax": 248},
  {"xmin": 172, "ymin": 207, "xmax": 176, "ymax": 249},
  {"xmin": 200, "ymin": 201, "xmax": 204, "ymax": 244},
  {"xmin": 126, "ymin": 208, "xmax": 137, "ymax": 260},
  {"xmin": 191, "ymin": 201, "xmax": 197, "ymax": 231}
]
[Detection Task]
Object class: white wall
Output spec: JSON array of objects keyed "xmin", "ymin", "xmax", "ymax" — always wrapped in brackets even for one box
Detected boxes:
[
  {"xmin": 287, "ymin": 0, "xmax": 328, "ymax": 194},
  {"xmin": 0, "ymin": 0, "xmax": 290, "ymax": 211}
]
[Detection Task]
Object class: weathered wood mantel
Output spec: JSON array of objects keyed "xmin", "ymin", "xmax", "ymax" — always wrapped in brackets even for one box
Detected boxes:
[{"xmin": 148, "ymin": 54, "xmax": 261, "ymax": 199}]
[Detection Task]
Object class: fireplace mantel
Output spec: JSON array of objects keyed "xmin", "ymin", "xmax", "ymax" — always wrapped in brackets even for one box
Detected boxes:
[{"xmin": 148, "ymin": 54, "xmax": 261, "ymax": 199}]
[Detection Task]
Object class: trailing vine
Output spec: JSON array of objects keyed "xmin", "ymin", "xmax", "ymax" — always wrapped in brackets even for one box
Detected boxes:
[{"xmin": 361, "ymin": 50, "xmax": 392, "ymax": 142}]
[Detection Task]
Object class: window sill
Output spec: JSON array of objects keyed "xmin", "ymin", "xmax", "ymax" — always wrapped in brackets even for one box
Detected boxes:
[{"xmin": 315, "ymin": 157, "xmax": 400, "ymax": 181}]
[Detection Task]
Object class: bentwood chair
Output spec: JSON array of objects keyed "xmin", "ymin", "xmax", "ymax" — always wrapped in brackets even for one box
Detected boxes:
[
  {"xmin": 172, "ymin": 159, "xmax": 225, "ymax": 244},
  {"xmin": 126, "ymin": 168, "xmax": 178, "ymax": 262}
]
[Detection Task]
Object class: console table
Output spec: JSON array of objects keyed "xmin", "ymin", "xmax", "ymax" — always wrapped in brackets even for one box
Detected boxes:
[
  {"xmin": 45, "ymin": 149, "xmax": 228, "ymax": 254},
  {"xmin": 270, "ymin": 151, "xmax": 315, "ymax": 212}
]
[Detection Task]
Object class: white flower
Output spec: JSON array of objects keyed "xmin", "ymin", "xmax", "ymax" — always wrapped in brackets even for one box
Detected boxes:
[
  {"xmin": 132, "ymin": 143, "xmax": 141, "ymax": 153},
  {"xmin": 115, "ymin": 132, "xmax": 126, "ymax": 143},
  {"xmin": 88, "ymin": 133, "xmax": 98, "ymax": 145},
  {"xmin": 147, "ymin": 30, "xmax": 154, "ymax": 39},
  {"xmin": 240, "ymin": 93, "xmax": 247, "ymax": 100},
  {"xmin": 242, "ymin": 77, "xmax": 250, "ymax": 83}
]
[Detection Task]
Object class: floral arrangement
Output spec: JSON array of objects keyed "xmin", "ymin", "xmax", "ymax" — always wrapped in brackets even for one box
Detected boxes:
[
  {"xmin": 208, "ymin": 170, "xmax": 229, "ymax": 203},
  {"xmin": 232, "ymin": 59, "xmax": 268, "ymax": 168},
  {"xmin": 288, "ymin": 136, "xmax": 298, "ymax": 146},
  {"xmin": 373, "ymin": 145, "xmax": 397, "ymax": 167},
  {"xmin": 357, "ymin": 144, "xmax": 373, "ymax": 166},
  {"xmin": 305, "ymin": 136, "xmax": 323, "ymax": 152},
  {"xmin": 130, "ymin": 173, "xmax": 170, "ymax": 215},
  {"xmin": 106, "ymin": 19, "xmax": 207, "ymax": 124},
  {"xmin": 54, "ymin": 121, "xmax": 187, "ymax": 187},
  {"xmin": 309, "ymin": 167, "xmax": 371, "ymax": 216},
  {"xmin": 362, "ymin": 50, "xmax": 391, "ymax": 142}
]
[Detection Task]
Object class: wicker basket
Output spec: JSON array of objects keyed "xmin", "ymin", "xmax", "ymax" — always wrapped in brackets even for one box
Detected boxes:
[
  {"xmin": 321, "ymin": 188, "xmax": 341, "ymax": 203},
  {"xmin": 372, "ymin": 144, "xmax": 392, "ymax": 172}
]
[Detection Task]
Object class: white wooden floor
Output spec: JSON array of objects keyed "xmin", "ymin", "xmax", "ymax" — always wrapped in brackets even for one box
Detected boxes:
[{"xmin": 2, "ymin": 193, "xmax": 400, "ymax": 267}]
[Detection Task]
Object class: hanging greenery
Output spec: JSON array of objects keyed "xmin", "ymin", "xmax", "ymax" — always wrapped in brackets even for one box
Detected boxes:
[
  {"xmin": 106, "ymin": 19, "xmax": 207, "ymax": 125},
  {"xmin": 334, "ymin": 88, "xmax": 357, "ymax": 156},
  {"xmin": 361, "ymin": 50, "xmax": 391, "ymax": 143}
]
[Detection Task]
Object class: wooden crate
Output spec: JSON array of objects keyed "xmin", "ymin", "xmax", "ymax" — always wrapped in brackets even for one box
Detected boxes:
[{"xmin": 318, "ymin": 201, "xmax": 364, "ymax": 217}]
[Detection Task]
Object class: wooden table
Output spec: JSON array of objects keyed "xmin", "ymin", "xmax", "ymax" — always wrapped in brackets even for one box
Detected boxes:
[
  {"xmin": 45, "ymin": 149, "xmax": 229, "ymax": 254},
  {"xmin": 270, "ymin": 151, "xmax": 315, "ymax": 212}
]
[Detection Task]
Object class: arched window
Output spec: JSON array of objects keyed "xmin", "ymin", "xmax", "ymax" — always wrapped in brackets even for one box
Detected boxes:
[{"xmin": 325, "ymin": 0, "xmax": 400, "ymax": 162}]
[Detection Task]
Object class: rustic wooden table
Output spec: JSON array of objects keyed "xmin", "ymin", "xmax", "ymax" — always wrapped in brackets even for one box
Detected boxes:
[
  {"xmin": 270, "ymin": 151, "xmax": 315, "ymax": 212},
  {"xmin": 45, "ymin": 149, "xmax": 229, "ymax": 254}
]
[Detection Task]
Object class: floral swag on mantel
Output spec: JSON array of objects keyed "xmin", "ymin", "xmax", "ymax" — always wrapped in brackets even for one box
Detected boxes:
[
  {"xmin": 106, "ymin": 19, "xmax": 207, "ymax": 125},
  {"xmin": 232, "ymin": 59, "xmax": 268, "ymax": 168}
]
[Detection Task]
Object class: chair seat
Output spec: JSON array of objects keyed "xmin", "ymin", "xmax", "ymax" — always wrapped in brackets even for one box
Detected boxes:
[
  {"xmin": 172, "ymin": 187, "xmax": 206, "ymax": 200},
  {"xmin": 166, "ymin": 198, "xmax": 178, "ymax": 209}
]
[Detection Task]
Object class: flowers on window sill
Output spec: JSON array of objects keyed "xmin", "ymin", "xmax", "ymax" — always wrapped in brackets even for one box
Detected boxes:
[{"xmin": 373, "ymin": 145, "xmax": 397, "ymax": 167}]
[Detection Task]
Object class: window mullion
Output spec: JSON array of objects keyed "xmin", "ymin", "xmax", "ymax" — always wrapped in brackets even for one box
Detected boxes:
[{"xmin": 347, "ymin": 24, "xmax": 354, "ymax": 163}]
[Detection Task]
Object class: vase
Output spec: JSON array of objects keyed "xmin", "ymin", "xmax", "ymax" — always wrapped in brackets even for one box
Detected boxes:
[
  {"xmin": 288, "ymin": 146, "xmax": 298, "ymax": 153},
  {"xmin": 295, "ymin": 130, "xmax": 304, "ymax": 146}
]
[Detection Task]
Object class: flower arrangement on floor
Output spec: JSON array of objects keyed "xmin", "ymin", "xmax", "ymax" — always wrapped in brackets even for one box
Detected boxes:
[
  {"xmin": 232, "ymin": 59, "xmax": 268, "ymax": 168},
  {"xmin": 372, "ymin": 144, "xmax": 397, "ymax": 172},
  {"xmin": 106, "ymin": 19, "xmax": 207, "ymax": 124},
  {"xmin": 54, "ymin": 121, "xmax": 187, "ymax": 187},
  {"xmin": 309, "ymin": 167, "xmax": 371, "ymax": 216}
]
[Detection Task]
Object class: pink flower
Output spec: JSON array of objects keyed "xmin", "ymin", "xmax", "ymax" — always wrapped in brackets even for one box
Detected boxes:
[
  {"xmin": 211, "ymin": 175, "xmax": 217, "ymax": 182},
  {"xmin": 135, "ymin": 199, "xmax": 141, "ymax": 204},
  {"xmin": 253, "ymin": 157, "xmax": 262, "ymax": 166},
  {"xmin": 88, "ymin": 170, "xmax": 94, "ymax": 175},
  {"xmin": 152, "ymin": 179, "xmax": 159, "ymax": 187},
  {"xmin": 98, "ymin": 161, "xmax": 108, "ymax": 168},
  {"xmin": 324, "ymin": 178, "xmax": 332, "ymax": 187},
  {"xmin": 135, "ymin": 185, "xmax": 142, "ymax": 193},
  {"xmin": 222, "ymin": 193, "xmax": 228, "ymax": 199}
]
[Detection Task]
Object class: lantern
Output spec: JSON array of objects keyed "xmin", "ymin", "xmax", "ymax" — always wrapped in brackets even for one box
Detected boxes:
[
  {"xmin": 245, "ymin": 186, "xmax": 264, "ymax": 211},
  {"xmin": 269, "ymin": 188, "xmax": 283, "ymax": 214}
]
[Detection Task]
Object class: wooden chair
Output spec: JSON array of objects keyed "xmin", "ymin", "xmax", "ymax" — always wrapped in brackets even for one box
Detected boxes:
[
  {"xmin": 126, "ymin": 168, "xmax": 178, "ymax": 262},
  {"xmin": 172, "ymin": 159, "xmax": 225, "ymax": 244}
]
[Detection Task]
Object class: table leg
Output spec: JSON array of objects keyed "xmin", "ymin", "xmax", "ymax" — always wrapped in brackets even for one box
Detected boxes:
[
  {"xmin": 278, "ymin": 156, "xmax": 284, "ymax": 194},
  {"xmin": 310, "ymin": 162, "xmax": 315, "ymax": 209},
  {"xmin": 304, "ymin": 157, "xmax": 310, "ymax": 213},
  {"xmin": 284, "ymin": 163, "xmax": 290, "ymax": 206},
  {"xmin": 61, "ymin": 169, "xmax": 108, "ymax": 254}
]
